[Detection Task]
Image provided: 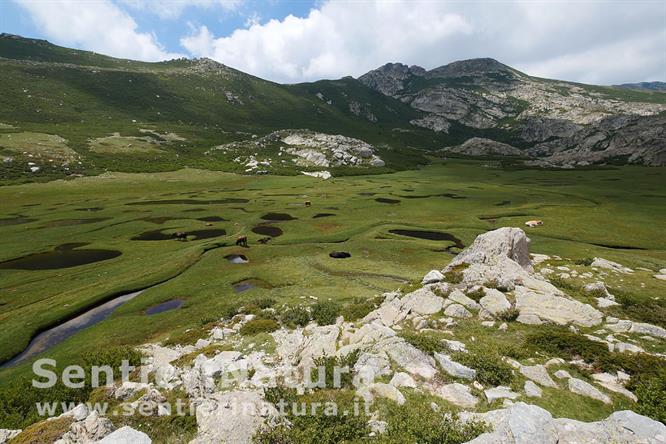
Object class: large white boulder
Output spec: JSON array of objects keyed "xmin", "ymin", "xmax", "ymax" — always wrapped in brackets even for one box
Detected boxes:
[{"xmin": 99, "ymin": 426, "xmax": 151, "ymax": 444}]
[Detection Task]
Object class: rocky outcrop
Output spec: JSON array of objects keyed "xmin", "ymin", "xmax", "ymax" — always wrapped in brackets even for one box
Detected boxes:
[
  {"xmin": 462, "ymin": 403, "xmax": 666, "ymax": 444},
  {"xmin": 99, "ymin": 426, "xmax": 151, "ymax": 444},
  {"xmin": 441, "ymin": 138, "xmax": 525, "ymax": 157},
  {"xmin": 0, "ymin": 429, "xmax": 21, "ymax": 444}
]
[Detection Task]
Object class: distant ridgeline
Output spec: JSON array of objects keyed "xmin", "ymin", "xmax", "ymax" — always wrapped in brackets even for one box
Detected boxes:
[{"xmin": 0, "ymin": 33, "xmax": 665, "ymax": 183}]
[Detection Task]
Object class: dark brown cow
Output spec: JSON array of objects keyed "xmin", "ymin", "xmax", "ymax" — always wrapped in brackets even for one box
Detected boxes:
[
  {"xmin": 305, "ymin": 201, "xmax": 311, "ymax": 207},
  {"xmin": 236, "ymin": 235, "xmax": 248, "ymax": 247}
]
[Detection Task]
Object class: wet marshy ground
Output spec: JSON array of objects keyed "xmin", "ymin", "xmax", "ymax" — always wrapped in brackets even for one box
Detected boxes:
[
  {"xmin": 0, "ymin": 216, "xmax": 37, "ymax": 226},
  {"xmin": 313, "ymin": 213, "xmax": 335, "ymax": 219},
  {"xmin": 389, "ymin": 229, "xmax": 465, "ymax": 248},
  {"xmin": 41, "ymin": 217, "xmax": 112, "ymax": 228},
  {"xmin": 132, "ymin": 228, "xmax": 226, "ymax": 241},
  {"xmin": 0, "ymin": 243, "xmax": 122, "ymax": 270},
  {"xmin": 197, "ymin": 216, "xmax": 228, "ymax": 222},
  {"xmin": 126, "ymin": 198, "xmax": 249, "ymax": 205}
]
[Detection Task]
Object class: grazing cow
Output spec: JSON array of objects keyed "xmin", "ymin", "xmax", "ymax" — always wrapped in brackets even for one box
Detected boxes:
[
  {"xmin": 305, "ymin": 201, "xmax": 312, "ymax": 207},
  {"xmin": 525, "ymin": 220, "xmax": 543, "ymax": 228},
  {"xmin": 257, "ymin": 237, "xmax": 272, "ymax": 244},
  {"xmin": 236, "ymin": 235, "xmax": 248, "ymax": 247},
  {"xmin": 172, "ymin": 231, "xmax": 188, "ymax": 241}
]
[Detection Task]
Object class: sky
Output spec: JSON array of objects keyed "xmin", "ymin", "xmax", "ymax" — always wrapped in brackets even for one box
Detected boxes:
[{"xmin": 1, "ymin": 0, "xmax": 665, "ymax": 85}]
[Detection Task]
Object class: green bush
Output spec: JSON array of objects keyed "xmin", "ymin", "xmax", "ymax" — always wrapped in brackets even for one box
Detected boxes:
[
  {"xmin": 254, "ymin": 297, "xmax": 277, "ymax": 309},
  {"xmin": 496, "ymin": 308, "xmax": 520, "ymax": 322},
  {"xmin": 311, "ymin": 352, "xmax": 360, "ymax": 390},
  {"xmin": 281, "ymin": 307, "xmax": 311, "ymax": 327},
  {"xmin": 0, "ymin": 347, "xmax": 143, "ymax": 429},
  {"xmin": 311, "ymin": 301, "xmax": 340, "ymax": 326},
  {"xmin": 381, "ymin": 399, "xmax": 488, "ymax": 444},
  {"xmin": 443, "ymin": 264, "xmax": 467, "ymax": 284},
  {"xmin": 575, "ymin": 257, "xmax": 594, "ymax": 266},
  {"xmin": 453, "ymin": 352, "xmax": 514, "ymax": 386},
  {"xmin": 341, "ymin": 298, "xmax": 377, "ymax": 321},
  {"xmin": 264, "ymin": 385, "xmax": 298, "ymax": 406},
  {"xmin": 400, "ymin": 332, "xmax": 445, "ymax": 356},
  {"xmin": 240, "ymin": 319, "xmax": 280, "ymax": 336},
  {"xmin": 465, "ymin": 287, "xmax": 485, "ymax": 302},
  {"xmin": 255, "ymin": 390, "xmax": 369, "ymax": 444},
  {"xmin": 525, "ymin": 327, "xmax": 609, "ymax": 364},
  {"xmin": 632, "ymin": 376, "xmax": 666, "ymax": 424}
]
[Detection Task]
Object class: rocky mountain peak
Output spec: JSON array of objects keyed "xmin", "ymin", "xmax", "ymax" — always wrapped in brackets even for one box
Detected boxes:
[
  {"xmin": 426, "ymin": 57, "xmax": 516, "ymax": 79},
  {"xmin": 358, "ymin": 62, "xmax": 425, "ymax": 96}
]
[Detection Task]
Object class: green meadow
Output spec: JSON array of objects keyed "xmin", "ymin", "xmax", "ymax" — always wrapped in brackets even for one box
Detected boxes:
[{"xmin": 0, "ymin": 160, "xmax": 665, "ymax": 382}]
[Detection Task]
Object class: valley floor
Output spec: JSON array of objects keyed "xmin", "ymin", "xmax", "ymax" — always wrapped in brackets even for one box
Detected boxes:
[{"xmin": 0, "ymin": 160, "xmax": 664, "ymax": 441}]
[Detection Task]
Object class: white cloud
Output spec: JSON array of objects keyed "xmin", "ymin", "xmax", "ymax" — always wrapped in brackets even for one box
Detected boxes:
[
  {"xmin": 180, "ymin": 0, "xmax": 666, "ymax": 84},
  {"xmin": 14, "ymin": 0, "xmax": 182, "ymax": 61},
  {"xmin": 119, "ymin": 0, "xmax": 243, "ymax": 20}
]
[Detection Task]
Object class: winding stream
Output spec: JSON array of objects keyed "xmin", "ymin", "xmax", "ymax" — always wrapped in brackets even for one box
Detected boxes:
[{"xmin": 1, "ymin": 289, "xmax": 143, "ymax": 368}]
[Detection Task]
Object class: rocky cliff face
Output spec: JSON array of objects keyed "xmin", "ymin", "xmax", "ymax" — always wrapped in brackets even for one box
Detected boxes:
[{"xmin": 359, "ymin": 59, "xmax": 666, "ymax": 166}]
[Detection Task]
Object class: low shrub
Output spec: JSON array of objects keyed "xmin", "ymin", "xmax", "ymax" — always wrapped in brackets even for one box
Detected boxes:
[
  {"xmin": 465, "ymin": 287, "xmax": 485, "ymax": 302},
  {"xmin": 525, "ymin": 326, "xmax": 608, "ymax": 364},
  {"xmin": 240, "ymin": 319, "xmax": 280, "ymax": 336},
  {"xmin": 575, "ymin": 257, "xmax": 594, "ymax": 266},
  {"xmin": 254, "ymin": 297, "xmax": 277, "ymax": 309},
  {"xmin": 632, "ymin": 376, "xmax": 666, "ymax": 424},
  {"xmin": 453, "ymin": 351, "xmax": 514, "ymax": 386},
  {"xmin": 496, "ymin": 308, "xmax": 520, "ymax": 322},
  {"xmin": 281, "ymin": 307, "xmax": 311, "ymax": 327},
  {"xmin": 382, "ymin": 399, "xmax": 488, "ymax": 444},
  {"xmin": 340, "ymin": 298, "xmax": 379, "ymax": 321},
  {"xmin": 401, "ymin": 332, "xmax": 446, "ymax": 356},
  {"xmin": 255, "ymin": 390, "xmax": 369, "ymax": 444},
  {"xmin": 264, "ymin": 385, "xmax": 298, "ymax": 406},
  {"xmin": 311, "ymin": 351, "xmax": 360, "ymax": 390},
  {"xmin": 443, "ymin": 264, "xmax": 467, "ymax": 284},
  {"xmin": 311, "ymin": 301, "xmax": 340, "ymax": 326},
  {"xmin": 11, "ymin": 416, "xmax": 74, "ymax": 444}
]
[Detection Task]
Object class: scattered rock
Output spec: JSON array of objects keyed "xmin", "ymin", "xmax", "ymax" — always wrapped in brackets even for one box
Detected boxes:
[
  {"xmin": 433, "ymin": 383, "xmax": 479, "ymax": 408},
  {"xmin": 524, "ymin": 381, "xmax": 543, "ymax": 398},
  {"xmin": 485, "ymin": 386, "xmax": 520, "ymax": 403},
  {"xmin": 434, "ymin": 353, "xmax": 477, "ymax": 380},
  {"xmin": 519, "ymin": 364, "xmax": 557, "ymax": 388},
  {"xmin": 591, "ymin": 258, "xmax": 633, "ymax": 273},
  {"xmin": 422, "ymin": 269, "xmax": 444, "ymax": 284},
  {"xmin": 568, "ymin": 378, "xmax": 611, "ymax": 404},
  {"xmin": 444, "ymin": 303, "xmax": 472, "ymax": 318},
  {"xmin": 99, "ymin": 426, "xmax": 151, "ymax": 444},
  {"xmin": 370, "ymin": 383, "xmax": 406, "ymax": 405}
]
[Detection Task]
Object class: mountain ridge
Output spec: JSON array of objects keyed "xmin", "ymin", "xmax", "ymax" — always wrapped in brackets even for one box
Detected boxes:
[{"xmin": 0, "ymin": 34, "xmax": 665, "ymax": 184}]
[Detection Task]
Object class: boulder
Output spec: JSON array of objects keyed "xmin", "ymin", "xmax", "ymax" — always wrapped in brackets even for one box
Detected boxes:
[
  {"xmin": 444, "ymin": 303, "xmax": 472, "ymax": 318},
  {"xmin": 0, "ymin": 430, "xmax": 21, "ymax": 444},
  {"xmin": 590, "ymin": 258, "xmax": 633, "ymax": 273},
  {"xmin": 567, "ymin": 378, "xmax": 611, "ymax": 404},
  {"xmin": 485, "ymin": 386, "xmax": 520, "ymax": 403},
  {"xmin": 434, "ymin": 383, "xmax": 479, "ymax": 408},
  {"xmin": 514, "ymin": 286, "xmax": 603, "ymax": 327},
  {"xmin": 99, "ymin": 426, "xmax": 151, "ymax": 444},
  {"xmin": 379, "ymin": 338, "xmax": 438, "ymax": 379},
  {"xmin": 479, "ymin": 289, "xmax": 511, "ymax": 316},
  {"xmin": 422, "ymin": 269, "xmax": 444, "ymax": 284},
  {"xmin": 58, "ymin": 411, "xmax": 115, "ymax": 443},
  {"xmin": 524, "ymin": 381, "xmax": 542, "ymax": 398},
  {"xmin": 390, "ymin": 372, "xmax": 417, "ymax": 388},
  {"xmin": 191, "ymin": 391, "xmax": 278, "ymax": 444},
  {"xmin": 591, "ymin": 373, "xmax": 637, "ymax": 402},
  {"xmin": 401, "ymin": 288, "xmax": 444, "ymax": 315},
  {"xmin": 434, "ymin": 353, "xmax": 477, "ymax": 380},
  {"xmin": 369, "ymin": 383, "xmax": 406, "ymax": 405},
  {"xmin": 448, "ymin": 289, "xmax": 481, "ymax": 310},
  {"xmin": 519, "ymin": 365, "xmax": 557, "ymax": 388},
  {"xmin": 463, "ymin": 402, "xmax": 666, "ymax": 444},
  {"xmin": 444, "ymin": 227, "xmax": 533, "ymax": 272}
]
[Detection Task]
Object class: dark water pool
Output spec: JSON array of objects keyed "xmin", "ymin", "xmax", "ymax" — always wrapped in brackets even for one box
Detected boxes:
[
  {"xmin": 375, "ymin": 198, "xmax": 400, "ymax": 204},
  {"xmin": 313, "ymin": 213, "xmax": 335, "ymax": 219},
  {"xmin": 260, "ymin": 213, "xmax": 296, "ymax": 221},
  {"xmin": 389, "ymin": 229, "xmax": 464, "ymax": 248},
  {"xmin": 252, "ymin": 226, "xmax": 283, "ymax": 237},
  {"xmin": 0, "ymin": 243, "xmax": 122, "ymax": 270},
  {"xmin": 197, "ymin": 216, "xmax": 228, "ymax": 222},
  {"xmin": 226, "ymin": 254, "xmax": 249, "ymax": 264},
  {"xmin": 132, "ymin": 229, "xmax": 174, "ymax": 241},
  {"xmin": 146, "ymin": 299, "xmax": 184, "ymax": 315},
  {"xmin": 232, "ymin": 279, "xmax": 271, "ymax": 293},
  {"xmin": 189, "ymin": 229, "xmax": 227, "ymax": 239}
]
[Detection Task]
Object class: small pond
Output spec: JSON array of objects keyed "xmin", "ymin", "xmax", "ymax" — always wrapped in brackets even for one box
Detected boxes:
[
  {"xmin": 145, "ymin": 299, "xmax": 185, "ymax": 315},
  {"xmin": 0, "ymin": 243, "xmax": 122, "ymax": 270}
]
